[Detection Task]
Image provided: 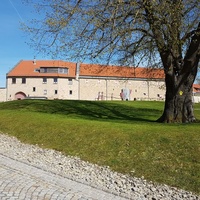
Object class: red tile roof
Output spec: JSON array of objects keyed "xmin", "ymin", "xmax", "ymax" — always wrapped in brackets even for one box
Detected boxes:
[
  {"xmin": 193, "ymin": 84, "xmax": 200, "ymax": 93},
  {"xmin": 80, "ymin": 63, "xmax": 164, "ymax": 79},
  {"xmin": 7, "ymin": 60, "xmax": 165, "ymax": 79},
  {"xmin": 7, "ymin": 60, "xmax": 77, "ymax": 78}
]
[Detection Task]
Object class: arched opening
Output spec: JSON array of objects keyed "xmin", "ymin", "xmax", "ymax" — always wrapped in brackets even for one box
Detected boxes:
[{"xmin": 15, "ymin": 92, "xmax": 26, "ymax": 100}]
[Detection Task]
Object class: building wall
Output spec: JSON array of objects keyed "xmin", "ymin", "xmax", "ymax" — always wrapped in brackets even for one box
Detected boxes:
[
  {"xmin": 79, "ymin": 78, "xmax": 107, "ymax": 100},
  {"xmin": 78, "ymin": 78, "xmax": 166, "ymax": 101},
  {"xmin": 193, "ymin": 96, "xmax": 200, "ymax": 103},
  {"xmin": 6, "ymin": 76, "xmax": 166, "ymax": 101},
  {"xmin": 0, "ymin": 88, "xmax": 6, "ymax": 102},
  {"xmin": 6, "ymin": 77, "xmax": 79, "ymax": 101},
  {"xmin": 57, "ymin": 78, "xmax": 79, "ymax": 100}
]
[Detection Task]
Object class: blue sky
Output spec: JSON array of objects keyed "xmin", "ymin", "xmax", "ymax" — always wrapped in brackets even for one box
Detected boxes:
[{"xmin": 0, "ymin": 0, "xmax": 48, "ymax": 87}]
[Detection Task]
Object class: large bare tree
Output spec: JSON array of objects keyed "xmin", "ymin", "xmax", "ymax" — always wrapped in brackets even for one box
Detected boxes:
[{"xmin": 25, "ymin": 0, "xmax": 200, "ymax": 123}]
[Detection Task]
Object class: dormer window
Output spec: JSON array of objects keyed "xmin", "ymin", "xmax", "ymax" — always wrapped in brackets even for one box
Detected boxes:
[
  {"xmin": 58, "ymin": 68, "xmax": 68, "ymax": 74},
  {"xmin": 40, "ymin": 67, "xmax": 68, "ymax": 74},
  {"xmin": 40, "ymin": 68, "xmax": 48, "ymax": 73}
]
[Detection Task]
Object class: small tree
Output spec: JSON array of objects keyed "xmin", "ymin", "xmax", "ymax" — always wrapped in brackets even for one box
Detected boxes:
[{"xmin": 25, "ymin": 0, "xmax": 200, "ymax": 123}]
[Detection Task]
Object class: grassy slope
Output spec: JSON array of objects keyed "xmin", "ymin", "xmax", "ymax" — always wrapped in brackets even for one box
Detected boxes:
[{"xmin": 0, "ymin": 100, "xmax": 199, "ymax": 194}]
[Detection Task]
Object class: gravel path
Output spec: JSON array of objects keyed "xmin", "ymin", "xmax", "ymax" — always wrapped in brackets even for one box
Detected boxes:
[{"xmin": 0, "ymin": 133, "xmax": 199, "ymax": 200}]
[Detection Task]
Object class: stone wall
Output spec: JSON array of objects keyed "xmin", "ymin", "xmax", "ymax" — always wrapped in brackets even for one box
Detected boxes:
[
  {"xmin": 6, "ymin": 76, "xmax": 166, "ymax": 101},
  {"xmin": 78, "ymin": 78, "xmax": 165, "ymax": 101},
  {"xmin": 0, "ymin": 88, "xmax": 6, "ymax": 102}
]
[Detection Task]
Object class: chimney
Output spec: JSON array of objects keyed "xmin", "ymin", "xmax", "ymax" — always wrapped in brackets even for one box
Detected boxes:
[{"xmin": 33, "ymin": 56, "xmax": 36, "ymax": 65}]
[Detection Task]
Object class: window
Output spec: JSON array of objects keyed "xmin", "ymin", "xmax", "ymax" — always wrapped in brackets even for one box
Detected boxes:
[
  {"xmin": 12, "ymin": 78, "xmax": 16, "ymax": 84},
  {"xmin": 69, "ymin": 90, "xmax": 72, "ymax": 95},
  {"xmin": 44, "ymin": 89, "xmax": 47, "ymax": 95},
  {"xmin": 64, "ymin": 68, "xmax": 68, "ymax": 74},
  {"xmin": 53, "ymin": 78, "xmax": 58, "ymax": 84},
  {"xmin": 68, "ymin": 78, "xmax": 73, "ymax": 85},
  {"xmin": 40, "ymin": 67, "xmax": 68, "ymax": 74},
  {"xmin": 55, "ymin": 90, "xmax": 58, "ymax": 95},
  {"xmin": 58, "ymin": 68, "xmax": 68, "ymax": 74},
  {"xmin": 43, "ymin": 77, "xmax": 47, "ymax": 83},
  {"xmin": 47, "ymin": 68, "xmax": 58, "ymax": 73},
  {"xmin": 33, "ymin": 87, "xmax": 36, "ymax": 92},
  {"xmin": 22, "ymin": 78, "xmax": 26, "ymax": 84},
  {"xmin": 41, "ymin": 68, "xmax": 47, "ymax": 73}
]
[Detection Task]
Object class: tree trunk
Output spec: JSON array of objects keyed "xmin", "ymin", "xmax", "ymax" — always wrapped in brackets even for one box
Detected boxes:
[
  {"xmin": 157, "ymin": 57, "xmax": 199, "ymax": 123},
  {"xmin": 157, "ymin": 75, "xmax": 196, "ymax": 123},
  {"xmin": 158, "ymin": 23, "xmax": 200, "ymax": 123}
]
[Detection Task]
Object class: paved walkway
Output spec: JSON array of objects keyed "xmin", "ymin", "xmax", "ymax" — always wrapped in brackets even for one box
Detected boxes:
[{"xmin": 0, "ymin": 154, "xmax": 127, "ymax": 200}]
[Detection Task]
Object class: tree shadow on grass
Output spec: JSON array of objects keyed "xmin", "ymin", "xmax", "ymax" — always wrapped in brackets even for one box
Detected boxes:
[{"xmin": 0, "ymin": 100, "xmax": 162, "ymax": 123}]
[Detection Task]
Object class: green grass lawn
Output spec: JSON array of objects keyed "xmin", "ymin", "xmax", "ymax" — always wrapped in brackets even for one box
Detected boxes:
[{"xmin": 0, "ymin": 100, "xmax": 199, "ymax": 195}]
